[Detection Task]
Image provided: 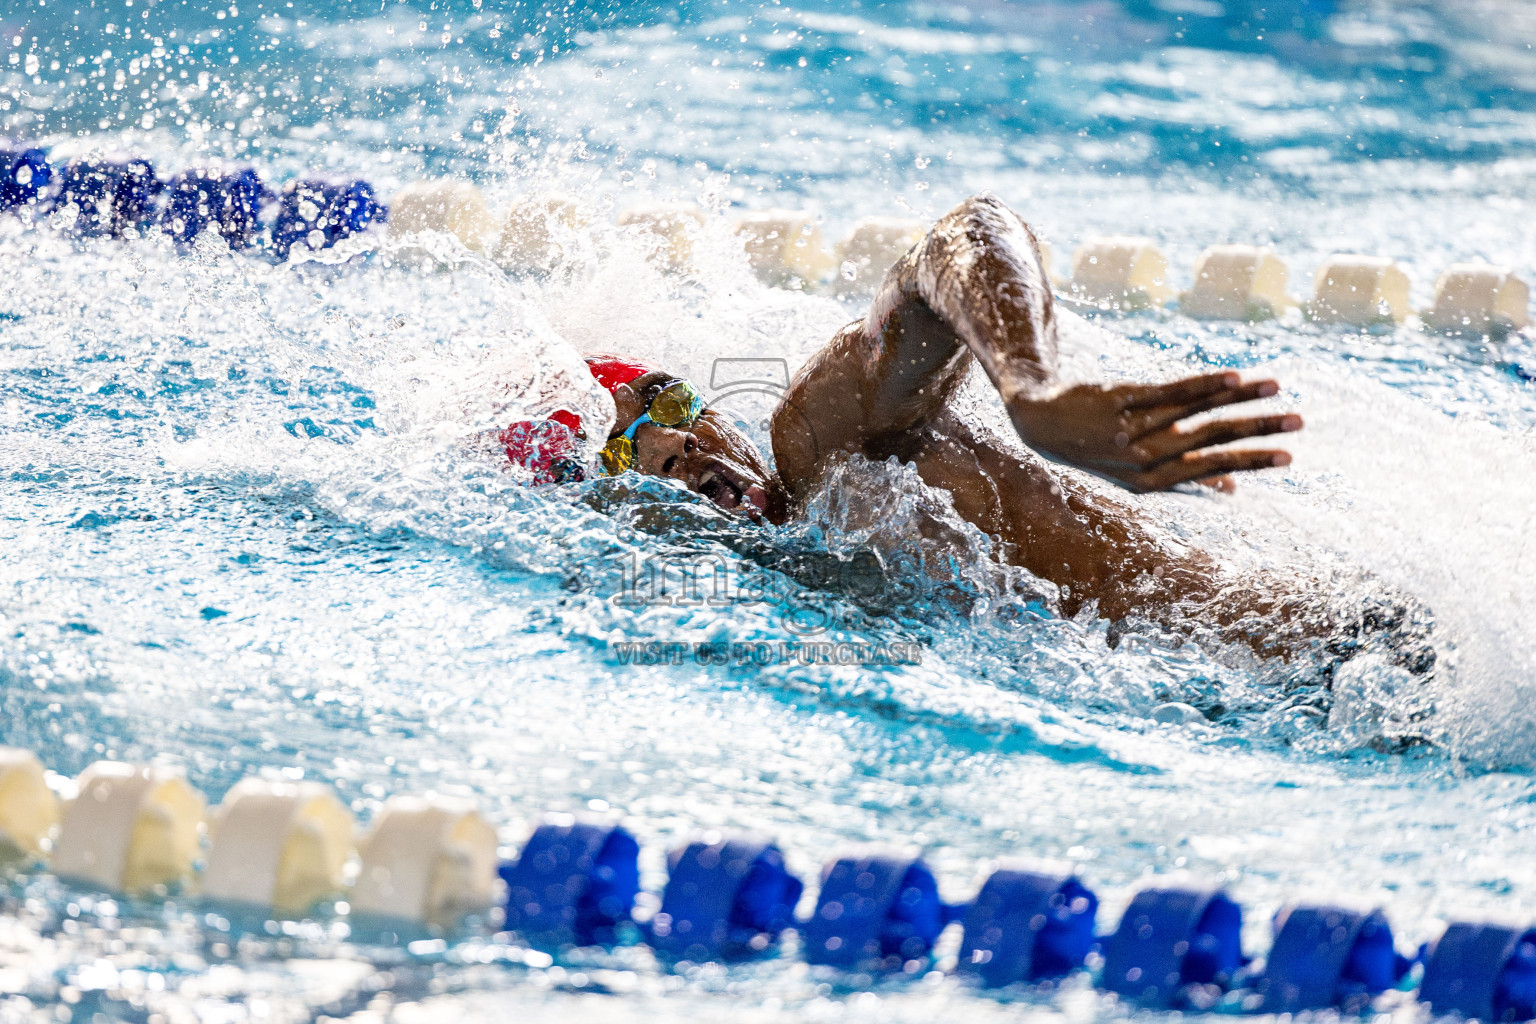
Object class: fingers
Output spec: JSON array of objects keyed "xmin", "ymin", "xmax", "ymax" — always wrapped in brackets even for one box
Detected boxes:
[
  {"xmin": 1197, "ymin": 474, "xmax": 1236, "ymax": 494},
  {"xmin": 1140, "ymin": 413, "xmax": 1303, "ymax": 464},
  {"xmin": 1128, "ymin": 379, "xmax": 1283, "ymax": 437},
  {"xmin": 1131, "ymin": 449, "xmax": 1291, "ymax": 492},
  {"xmin": 1119, "ymin": 371, "xmax": 1241, "ymax": 411}
]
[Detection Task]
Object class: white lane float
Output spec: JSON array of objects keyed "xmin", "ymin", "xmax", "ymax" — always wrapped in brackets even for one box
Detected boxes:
[
  {"xmin": 0, "ymin": 747, "xmax": 59, "ymax": 861},
  {"xmin": 1307, "ymin": 254, "xmax": 1411, "ymax": 326},
  {"xmin": 201, "ymin": 779, "xmax": 355, "ymax": 915},
  {"xmin": 1034, "ymin": 236, "xmax": 1057, "ymax": 285},
  {"xmin": 1423, "ymin": 263, "xmax": 1530, "ymax": 334},
  {"xmin": 51, "ymin": 761, "xmax": 205, "ymax": 894},
  {"xmin": 1180, "ymin": 244, "xmax": 1293, "ymax": 321},
  {"xmin": 493, "ymin": 193, "xmax": 592, "ymax": 273},
  {"xmin": 386, "ymin": 179, "xmax": 497, "ymax": 253},
  {"xmin": 832, "ymin": 216, "xmax": 926, "ymax": 291},
  {"xmin": 349, "ymin": 795, "xmax": 499, "ymax": 926},
  {"xmin": 1069, "ymin": 235, "xmax": 1175, "ymax": 310},
  {"xmin": 734, "ymin": 209, "xmax": 834, "ymax": 289},
  {"xmin": 616, "ymin": 201, "xmax": 707, "ymax": 273}
]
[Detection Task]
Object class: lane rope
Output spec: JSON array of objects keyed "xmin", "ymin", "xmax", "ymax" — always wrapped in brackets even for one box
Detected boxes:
[
  {"xmin": 0, "ymin": 751, "xmax": 1528, "ymax": 1015},
  {"xmin": 1, "ymin": 143, "xmax": 1529, "ymax": 334}
]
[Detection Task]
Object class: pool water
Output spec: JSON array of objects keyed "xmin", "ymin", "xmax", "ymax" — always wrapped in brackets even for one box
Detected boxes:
[{"xmin": 3, "ymin": 0, "xmax": 1536, "ymax": 1020}]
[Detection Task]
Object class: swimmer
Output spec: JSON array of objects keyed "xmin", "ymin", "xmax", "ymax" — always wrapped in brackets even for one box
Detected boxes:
[
  {"xmin": 580, "ymin": 195, "xmax": 1293, "ymax": 622},
  {"xmin": 515, "ymin": 193, "xmax": 1435, "ymax": 713}
]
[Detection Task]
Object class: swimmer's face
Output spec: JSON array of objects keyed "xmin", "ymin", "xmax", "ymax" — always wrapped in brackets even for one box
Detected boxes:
[{"xmin": 611, "ymin": 371, "xmax": 789, "ymax": 524}]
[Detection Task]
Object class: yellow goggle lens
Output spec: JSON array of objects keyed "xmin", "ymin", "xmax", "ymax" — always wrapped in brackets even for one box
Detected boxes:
[
  {"xmin": 600, "ymin": 434, "xmax": 635, "ymax": 475},
  {"xmin": 649, "ymin": 381, "xmax": 703, "ymax": 427}
]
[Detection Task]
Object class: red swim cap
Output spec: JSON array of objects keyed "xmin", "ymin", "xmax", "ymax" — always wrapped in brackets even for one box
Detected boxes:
[
  {"xmin": 500, "ymin": 355, "xmax": 655, "ymax": 483},
  {"xmin": 546, "ymin": 408, "xmax": 582, "ymax": 435},
  {"xmin": 586, "ymin": 354, "xmax": 658, "ymax": 395},
  {"xmin": 500, "ymin": 415, "xmax": 584, "ymax": 486}
]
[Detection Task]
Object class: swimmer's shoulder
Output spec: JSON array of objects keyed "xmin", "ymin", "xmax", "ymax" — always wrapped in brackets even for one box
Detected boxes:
[{"xmin": 768, "ymin": 319, "xmax": 872, "ymax": 501}]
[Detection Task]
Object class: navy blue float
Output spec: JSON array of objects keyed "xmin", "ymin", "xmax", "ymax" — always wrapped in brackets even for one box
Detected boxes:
[
  {"xmin": 1100, "ymin": 887, "xmax": 1245, "ymax": 1007},
  {"xmin": 1, "ymin": 143, "xmax": 396, "ymax": 254},
  {"xmin": 498, "ymin": 818, "xmax": 640, "ymax": 946},
  {"xmin": 957, "ymin": 868, "xmax": 1098, "ymax": 987},
  {"xmin": 56, "ymin": 159, "xmax": 160, "ymax": 237},
  {"xmin": 269, "ymin": 178, "xmax": 383, "ymax": 261},
  {"xmin": 1255, "ymin": 905, "xmax": 1409, "ymax": 1012},
  {"xmin": 160, "ymin": 167, "xmax": 267, "ymax": 247},
  {"xmin": 802, "ymin": 852, "xmax": 948, "ymax": 970},
  {"xmin": 1, "ymin": 146, "xmax": 53, "ymax": 209},
  {"xmin": 1422, "ymin": 923, "xmax": 1536, "ymax": 1022},
  {"xmin": 649, "ymin": 834, "xmax": 803, "ymax": 961}
]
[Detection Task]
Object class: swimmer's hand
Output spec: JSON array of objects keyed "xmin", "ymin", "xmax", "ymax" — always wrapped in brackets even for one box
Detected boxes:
[{"xmin": 1005, "ymin": 371, "xmax": 1301, "ymax": 493}]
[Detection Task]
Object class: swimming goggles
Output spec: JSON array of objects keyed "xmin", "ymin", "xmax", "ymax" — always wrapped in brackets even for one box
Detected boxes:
[{"xmin": 600, "ymin": 377, "xmax": 707, "ymax": 475}]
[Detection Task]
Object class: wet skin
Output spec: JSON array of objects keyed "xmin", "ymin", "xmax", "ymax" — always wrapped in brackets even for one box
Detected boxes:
[{"xmin": 605, "ymin": 193, "xmax": 1301, "ymax": 625}]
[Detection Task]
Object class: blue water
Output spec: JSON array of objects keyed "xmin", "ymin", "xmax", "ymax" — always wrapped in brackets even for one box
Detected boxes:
[{"xmin": 4, "ymin": 0, "xmax": 1536, "ymax": 1020}]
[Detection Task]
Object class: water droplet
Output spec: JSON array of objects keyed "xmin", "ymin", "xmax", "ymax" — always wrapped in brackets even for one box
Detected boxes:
[{"xmin": 841, "ymin": 260, "xmax": 858, "ymax": 281}]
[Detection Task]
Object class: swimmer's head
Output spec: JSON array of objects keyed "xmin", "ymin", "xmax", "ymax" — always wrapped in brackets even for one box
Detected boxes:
[{"xmin": 587, "ymin": 355, "xmax": 789, "ymax": 523}]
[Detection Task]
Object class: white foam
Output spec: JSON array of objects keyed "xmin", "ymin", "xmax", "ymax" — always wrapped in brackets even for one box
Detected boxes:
[
  {"xmin": 8, "ymin": 180, "xmax": 1534, "ymax": 766},
  {"xmin": 1235, "ymin": 358, "xmax": 1536, "ymax": 766}
]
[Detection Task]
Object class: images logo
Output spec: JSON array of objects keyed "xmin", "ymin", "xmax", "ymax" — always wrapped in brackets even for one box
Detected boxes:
[{"xmin": 703, "ymin": 356, "xmax": 822, "ymax": 464}]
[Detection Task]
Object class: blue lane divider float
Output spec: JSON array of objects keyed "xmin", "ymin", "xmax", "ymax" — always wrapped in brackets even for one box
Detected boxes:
[
  {"xmin": 498, "ymin": 817, "xmax": 641, "ymax": 946},
  {"xmin": 648, "ymin": 834, "xmax": 803, "ymax": 961},
  {"xmin": 1, "ymin": 145, "xmax": 53, "ymax": 210},
  {"xmin": 269, "ymin": 178, "xmax": 384, "ymax": 261},
  {"xmin": 1, "ymin": 141, "xmax": 386, "ymax": 260},
  {"xmin": 161, "ymin": 167, "xmax": 268, "ymax": 248},
  {"xmin": 956, "ymin": 866, "xmax": 1098, "ymax": 987},
  {"xmin": 1100, "ymin": 887, "xmax": 1245, "ymax": 1007},
  {"xmin": 489, "ymin": 821, "xmax": 1535, "ymax": 1020},
  {"xmin": 1255, "ymin": 904, "xmax": 1411, "ymax": 1013},
  {"xmin": 1422, "ymin": 924, "xmax": 1536, "ymax": 1022},
  {"xmin": 57, "ymin": 158, "xmax": 161, "ymax": 237},
  {"xmin": 801, "ymin": 851, "xmax": 952, "ymax": 971}
]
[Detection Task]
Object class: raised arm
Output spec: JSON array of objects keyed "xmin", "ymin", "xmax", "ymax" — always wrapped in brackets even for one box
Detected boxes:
[{"xmin": 772, "ymin": 193, "xmax": 1298, "ymax": 495}]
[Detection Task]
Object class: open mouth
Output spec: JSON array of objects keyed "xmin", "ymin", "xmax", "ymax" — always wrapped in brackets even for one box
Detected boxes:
[{"xmin": 696, "ymin": 460, "xmax": 764, "ymax": 516}]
